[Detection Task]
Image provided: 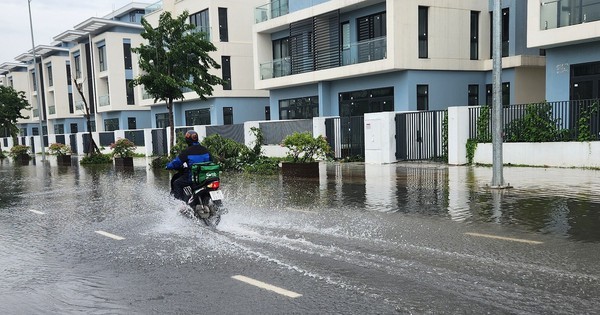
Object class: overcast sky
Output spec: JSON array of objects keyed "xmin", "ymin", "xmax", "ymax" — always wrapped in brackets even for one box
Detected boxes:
[{"xmin": 0, "ymin": 0, "xmax": 145, "ymax": 63}]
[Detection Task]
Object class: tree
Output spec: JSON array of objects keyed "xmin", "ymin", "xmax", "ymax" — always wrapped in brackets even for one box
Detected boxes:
[
  {"xmin": 131, "ymin": 11, "xmax": 226, "ymax": 149},
  {"xmin": 73, "ymin": 78, "xmax": 101, "ymax": 156},
  {"xmin": 0, "ymin": 86, "xmax": 31, "ymax": 140}
]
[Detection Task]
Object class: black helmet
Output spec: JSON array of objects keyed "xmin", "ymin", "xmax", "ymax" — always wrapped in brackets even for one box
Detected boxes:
[{"xmin": 184, "ymin": 130, "xmax": 199, "ymax": 145}]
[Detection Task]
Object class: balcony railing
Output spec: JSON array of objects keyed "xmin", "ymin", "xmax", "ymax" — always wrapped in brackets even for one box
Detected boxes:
[
  {"xmin": 255, "ymin": 0, "xmax": 289, "ymax": 23},
  {"xmin": 33, "ymin": 108, "xmax": 39, "ymax": 118},
  {"xmin": 190, "ymin": 26, "xmax": 211, "ymax": 41},
  {"xmin": 259, "ymin": 36, "xmax": 387, "ymax": 80},
  {"xmin": 142, "ymin": 88, "xmax": 152, "ymax": 100},
  {"xmin": 49, "ymin": 106, "xmax": 56, "ymax": 115},
  {"xmin": 145, "ymin": 0, "xmax": 163, "ymax": 15},
  {"xmin": 540, "ymin": 0, "xmax": 600, "ymax": 30},
  {"xmin": 99, "ymin": 94, "xmax": 110, "ymax": 107}
]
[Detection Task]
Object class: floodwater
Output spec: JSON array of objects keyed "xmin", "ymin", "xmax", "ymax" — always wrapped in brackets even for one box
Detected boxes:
[{"xmin": 1, "ymin": 156, "xmax": 599, "ymax": 313}]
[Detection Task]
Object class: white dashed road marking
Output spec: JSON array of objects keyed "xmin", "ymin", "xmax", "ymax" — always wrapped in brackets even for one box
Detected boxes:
[
  {"xmin": 28, "ymin": 209, "xmax": 46, "ymax": 215},
  {"xmin": 95, "ymin": 230, "xmax": 125, "ymax": 240},
  {"xmin": 465, "ymin": 232, "xmax": 543, "ymax": 244},
  {"xmin": 232, "ymin": 275, "xmax": 302, "ymax": 298}
]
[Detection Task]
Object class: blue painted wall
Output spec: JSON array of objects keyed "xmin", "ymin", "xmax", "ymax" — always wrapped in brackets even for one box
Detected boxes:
[
  {"xmin": 545, "ymin": 41, "xmax": 600, "ymax": 101},
  {"xmin": 100, "ymin": 110, "xmax": 152, "ymax": 130}
]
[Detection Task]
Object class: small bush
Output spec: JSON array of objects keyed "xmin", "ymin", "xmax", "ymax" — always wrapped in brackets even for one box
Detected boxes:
[
  {"xmin": 9, "ymin": 145, "xmax": 31, "ymax": 160},
  {"xmin": 241, "ymin": 156, "xmax": 281, "ymax": 175},
  {"xmin": 48, "ymin": 143, "xmax": 71, "ymax": 156},
  {"xmin": 80, "ymin": 153, "xmax": 112, "ymax": 165},
  {"xmin": 110, "ymin": 138, "xmax": 137, "ymax": 158},
  {"xmin": 0, "ymin": 150, "xmax": 6, "ymax": 159},
  {"xmin": 150, "ymin": 156, "xmax": 169, "ymax": 169},
  {"xmin": 202, "ymin": 134, "xmax": 248, "ymax": 171},
  {"xmin": 281, "ymin": 132, "xmax": 331, "ymax": 163}
]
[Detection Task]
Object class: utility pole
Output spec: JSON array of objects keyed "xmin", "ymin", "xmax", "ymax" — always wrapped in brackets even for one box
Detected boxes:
[
  {"xmin": 28, "ymin": 0, "xmax": 46, "ymax": 161},
  {"xmin": 491, "ymin": 0, "xmax": 504, "ymax": 187}
]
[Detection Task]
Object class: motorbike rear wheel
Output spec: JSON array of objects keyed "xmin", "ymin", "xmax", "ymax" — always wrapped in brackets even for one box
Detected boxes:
[{"xmin": 201, "ymin": 196, "xmax": 222, "ymax": 227}]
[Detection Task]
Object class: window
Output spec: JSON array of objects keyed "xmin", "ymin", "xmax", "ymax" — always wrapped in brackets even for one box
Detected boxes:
[
  {"xmin": 123, "ymin": 41, "xmax": 132, "ymax": 70},
  {"xmin": 54, "ymin": 124, "xmax": 64, "ymax": 134},
  {"xmin": 221, "ymin": 56, "xmax": 231, "ymax": 90},
  {"xmin": 74, "ymin": 54, "xmax": 81, "ymax": 79},
  {"xmin": 265, "ymin": 106, "xmax": 271, "ymax": 120},
  {"xmin": 279, "ymin": 96, "xmax": 319, "ymax": 119},
  {"xmin": 468, "ymin": 85, "xmax": 479, "ymax": 106},
  {"xmin": 570, "ymin": 61, "xmax": 600, "ymax": 100},
  {"xmin": 47, "ymin": 64, "xmax": 53, "ymax": 86},
  {"xmin": 190, "ymin": 9, "xmax": 209, "ymax": 35},
  {"xmin": 32, "ymin": 127, "xmax": 39, "ymax": 136},
  {"xmin": 272, "ymin": 37, "xmax": 290, "ymax": 77},
  {"xmin": 341, "ymin": 21, "xmax": 350, "ymax": 65},
  {"xmin": 185, "ymin": 109, "xmax": 211, "ymax": 126},
  {"xmin": 128, "ymin": 117, "xmax": 137, "ymax": 130},
  {"xmin": 339, "ymin": 87, "xmax": 394, "ymax": 116},
  {"xmin": 418, "ymin": 6, "xmax": 428, "ymax": 59},
  {"xmin": 223, "ymin": 107, "xmax": 233, "ymax": 125},
  {"xmin": 218, "ymin": 7, "xmax": 228, "ymax": 42},
  {"xmin": 98, "ymin": 44, "xmax": 106, "ymax": 71},
  {"xmin": 126, "ymin": 79, "xmax": 134, "ymax": 104},
  {"xmin": 486, "ymin": 82, "xmax": 510, "ymax": 106},
  {"xmin": 417, "ymin": 85, "xmax": 429, "ymax": 110},
  {"xmin": 357, "ymin": 12, "xmax": 386, "ymax": 63},
  {"xmin": 490, "ymin": 8, "xmax": 509, "ymax": 58},
  {"xmin": 156, "ymin": 113, "xmax": 170, "ymax": 128},
  {"xmin": 66, "ymin": 63, "xmax": 72, "ymax": 85},
  {"xmin": 104, "ymin": 118, "xmax": 119, "ymax": 131},
  {"xmin": 31, "ymin": 71, "xmax": 37, "ymax": 91},
  {"xmin": 470, "ymin": 11, "xmax": 479, "ymax": 60},
  {"xmin": 70, "ymin": 123, "xmax": 78, "ymax": 133}
]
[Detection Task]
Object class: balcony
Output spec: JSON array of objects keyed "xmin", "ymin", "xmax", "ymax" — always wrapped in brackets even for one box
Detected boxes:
[
  {"xmin": 259, "ymin": 36, "xmax": 387, "ymax": 80},
  {"xmin": 145, "ymin": 0, "xmax": 162, "ymax": 15},
  {"xmin": 33, "ymin": 108, "xmax": 39, "ymax": 118},
  {"xmin": 540, "ymin": 0, "xmax": 600, "ymax": 30},
  {"xmin": 255, "ymin": 0, "xmax": 289, "ymax": 23},
  {"xmin": 99, "ymin": 94, "xmax": 110, "ymax": 107},
  {"xmin": 190, "ymin": 26, "xmax": 211, "ymax": 41},
  {"xmin": 49, "ymin": 106, "xmax": 56, "ymax": 115}
]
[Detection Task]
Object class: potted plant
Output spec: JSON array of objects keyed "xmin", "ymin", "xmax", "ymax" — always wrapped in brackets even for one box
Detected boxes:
[
  {"xmin": 9, "ymin": 145, "xmax": 31, "ymax": 164},
  {"xmin": 48, "ymin": 142, "xmax": 72, "ymax": 166},
  {"xmin": 280, "ymin": 132, "xmax": 331, "ymax": 178},
  {"xmin": 110, "ymin": 138, "xmax": 136, "ymax": 167}
]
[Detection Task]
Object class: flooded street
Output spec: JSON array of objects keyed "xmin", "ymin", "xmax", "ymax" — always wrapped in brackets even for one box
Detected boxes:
[{"xmin": 1, "ymin": 157, "xmax": 599, "ymax": 314}]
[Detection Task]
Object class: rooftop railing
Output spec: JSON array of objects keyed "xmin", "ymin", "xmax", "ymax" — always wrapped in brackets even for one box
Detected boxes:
[
  {"xmin": 99, "ymin": 94, "xmax": 110, "ymax": 107},
  {"xmin": 540, "ymin": 0, "xmax": 600, "ymax": 30},
  {"xmin": 145, "ymin": 0, "xmax": 163, "ymax": 15},
  {"xmin": 255, "ymin": 0, "xmax": 289, "ymax": 23},
  {"xmin": 49, "ymin": 106, "xmax": 56, "ymax": 115}
]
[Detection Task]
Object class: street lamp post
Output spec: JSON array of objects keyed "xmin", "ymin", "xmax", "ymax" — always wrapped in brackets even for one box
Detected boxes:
[
  {"xmin": 491, "ymin": 0, "xmax": 503, "ymax": 187},
  {"xmin": 28, "ymin": 0, "xmax": 46, "ymax": 161}
]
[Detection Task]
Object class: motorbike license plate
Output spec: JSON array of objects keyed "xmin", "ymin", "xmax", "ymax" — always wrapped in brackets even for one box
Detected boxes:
[{"xmin": 209, "ymin": 190, "xmax": 224, "ymax": 201}]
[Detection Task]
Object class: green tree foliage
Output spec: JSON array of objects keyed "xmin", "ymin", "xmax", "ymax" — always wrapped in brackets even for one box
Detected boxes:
[
  {"xmin": 281, "ymin": 132, "xmax": 331, "ymax": 163},
  {"xmin": 131, "ymin": 11, "xmax": 226, "ymax": 150},
  {"xmin": 0, "ymin": 86, "xmax": 31, "ymax": 139}
]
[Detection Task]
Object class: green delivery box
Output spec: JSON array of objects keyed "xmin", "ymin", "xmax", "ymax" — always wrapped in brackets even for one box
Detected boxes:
[{"xmin": 191, "ymin": 162, "xmax": 220, "ymax": 184}]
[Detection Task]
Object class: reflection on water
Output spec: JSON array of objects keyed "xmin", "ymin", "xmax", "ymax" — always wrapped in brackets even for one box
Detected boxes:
[{"xmin": 1, "ymin": 157, "xmax": 600, "ymax": 245}]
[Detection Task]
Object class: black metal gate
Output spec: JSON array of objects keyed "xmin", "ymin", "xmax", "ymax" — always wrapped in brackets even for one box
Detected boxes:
[
  {"xmin": 325, "ymin": 116, "xmax": 365, "ymax": 159},
  {"xmin": 396, "ymin": 110, "xmax": 447, "ymax": 161},
  {"xmin": 152, "ymin": 128, "xmax": 167, "ymax": 156}
]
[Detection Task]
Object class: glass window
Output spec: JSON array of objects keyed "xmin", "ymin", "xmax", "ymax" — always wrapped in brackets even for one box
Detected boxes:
[
  {"xmin": 123, "ymin": 42, "xmax": 132, "ymax": 70},
  {"xmin": 486, "ymin": 82, "xmax": 510, "ymax": 105},
  {"xmin": 223, "ymin": 107, "xmax": 233, "ymax": 125},
  {"xmin": 185, "ymin": 109, "xmax": 211, "ymax": 126},
  {"xmin": 190, "ymin": 9, "xmax": 209, "ymax": 34},
  {"xmin": 98, "ymin": 45, "xmax": 106, "ymax": 71},
  {"xmin": 156, "ymin": 113, "xmax": 170, "ymax": 128},
  {"xmin": 74, "ymin": 54, "xmax": 81, "ymax": 79},
  {"xmin": 341, "ymin": 21, "xmax": 350, "ymax": 65},
  {"xmin": 128, "ymin": 117, "xmax": 137, "ymax": 130},
  {"xmin": 265, "ymin": 106, "xmax": 271, "ymax": 120},
  {"xmin": 47, "ymin": 64, "xmax": 53, "ymax": 86},
  {"xmin": 418, "ymin": 6, "xmax": 428, "ymax": 59},
  {"xmin": 218, "ymin": 7, "xmax": 228, "ymax": 42},
  {"xmin": 70, "ymin": 123, "xmax": 78, "ymax": 133},
  {"xmin": 339, "ymin": 87, "xmax": 394, "ymax": 116},
  {"xmin": 54, "ymin": 124, "xmax": 64, "ymax": 134},
  {"xmin": 279, "ymin": 96, "xmax": 319, "ymax": 120},
  {"xmin": 126, "ymin": 79, "xmax": 134, "ymax": 105},
  {"xmin": 104, "ymin": 118, "xmax": 119, "ymax": 131},
  {"xmin": 417, "ymin": 85, "xmax": 429, "ymax": 110},
  {"xmin": 468, "ymin": 84, "xmax": 479, "ymax": 106},
  {"xmin": 222, "ymin": 56, "xmax": 231, "ymax": 90},
  {"xmin": 470, "ymin": 11, "xmax": 479, "ymax": 60}
]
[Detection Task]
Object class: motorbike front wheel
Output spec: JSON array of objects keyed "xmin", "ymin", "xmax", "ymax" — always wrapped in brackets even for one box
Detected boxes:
[{"xmin": 201, "ymin": 196, "xmax": 222, "ymax": 227}]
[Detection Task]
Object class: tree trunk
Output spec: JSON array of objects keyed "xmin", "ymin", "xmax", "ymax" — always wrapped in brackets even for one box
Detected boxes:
[{"xmin": 168, "ymin": 98, "xmax": 175, "ymax": 150}]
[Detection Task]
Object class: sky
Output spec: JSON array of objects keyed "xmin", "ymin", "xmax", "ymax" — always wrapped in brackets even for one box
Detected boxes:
[{"xmin": 0, "ymin": 0, "xmax": 144, "ymax": 63}]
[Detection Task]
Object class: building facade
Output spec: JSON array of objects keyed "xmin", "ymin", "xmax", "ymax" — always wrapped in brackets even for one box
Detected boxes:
[
  {"xmin": 528, "ymin": 0, "xmax": 600, "ymax": 102},
  {"xmin": 253, "ymin": 0, "xmax": 546, "ymax": 120},
  {"xmin": 142, "ymin": 0, "xmax": 270, "ymax": 128}
]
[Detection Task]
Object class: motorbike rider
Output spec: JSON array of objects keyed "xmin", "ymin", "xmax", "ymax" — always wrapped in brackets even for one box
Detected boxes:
[{"xmin": 166, "ymin": 130, "xmax": 212, "ymax": 201}]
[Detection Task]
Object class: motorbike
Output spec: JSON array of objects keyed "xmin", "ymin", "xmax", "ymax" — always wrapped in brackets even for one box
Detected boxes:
[{"xmin": 170, "ymin": 162, "xmax": 225, "ymax": 227}]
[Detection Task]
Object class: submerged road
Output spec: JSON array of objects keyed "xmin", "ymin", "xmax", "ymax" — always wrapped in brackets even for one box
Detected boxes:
[{"xmin": 1, "ymin": 160, "xmax": 599, "ymax": 314}]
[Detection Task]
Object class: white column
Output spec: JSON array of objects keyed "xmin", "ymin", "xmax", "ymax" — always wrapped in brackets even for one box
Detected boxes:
[{"xmin": 447, "ymin": 106, "xmax": 470, "ymax": 165}]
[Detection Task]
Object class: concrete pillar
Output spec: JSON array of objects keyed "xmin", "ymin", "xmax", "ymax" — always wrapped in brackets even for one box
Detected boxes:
[
  {"xmin": 143, "ymin": 128, "xmax": 153, "ymax": 157},
  {"xmin": 447, "ymin": 106, "xmax": 470, "ymax": 165},
  {"xmin": 313, "ymin": 116, "xmax": 327, "ymax": 137},
  {"xmin": 364, "ymin": 112, "xmax": 397, "ymax": 164}
]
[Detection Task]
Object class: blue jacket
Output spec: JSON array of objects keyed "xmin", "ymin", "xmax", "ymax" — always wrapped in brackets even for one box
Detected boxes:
[{"xmin": 166, "ymin": 143, "xmax": 211, "ymax": 179}]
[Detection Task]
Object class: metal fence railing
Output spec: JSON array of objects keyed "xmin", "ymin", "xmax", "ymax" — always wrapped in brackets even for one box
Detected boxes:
[{"xmin": 469, "ymin": 99, "xmax": 600, "ymax": 142}]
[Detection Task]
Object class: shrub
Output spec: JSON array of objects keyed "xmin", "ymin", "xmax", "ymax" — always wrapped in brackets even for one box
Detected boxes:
[
  {"xmin": 110, "ymin": 138, "xmax": 136, "ymax": 158},
  {"xmin": 9, "ymin": 145, "xmax": 31, "ymax": 160},
  {"xmin": 0, "ymin": 150, "xmax": 6, "ymax": 159},
  {"xmin": 281, "ymin": 132, "xmax": 331, "ymax": 163},
  {"xmin": 48, "ymin": 143, "xmax": 71, "ymax": 156},
  {"xmin": 80, "ymin": 153, "xmax": 112, "ymax": 165},
  {"xmin": 201, "ymin": 134, "xmax": 248, "ymax": 171},
  {"xmin": 150, "ymin": 156, "xmax": 169, "ymax": 169},
  {"xmin": 241, "ymin": 156, "xmax": 281, "ymax": 175}
]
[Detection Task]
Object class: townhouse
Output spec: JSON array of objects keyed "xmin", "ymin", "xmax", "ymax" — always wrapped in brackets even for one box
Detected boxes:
[
  {"xmin": 528, "ymin": 0, "xmax": 600, "ymax": 102},
  {"xmin": 142, "ymin": 0, "xmax": 269, "ymax": 128},
  {"xmin": 252, "ymin": 0, "xmax": 547, "ymax": 120}
]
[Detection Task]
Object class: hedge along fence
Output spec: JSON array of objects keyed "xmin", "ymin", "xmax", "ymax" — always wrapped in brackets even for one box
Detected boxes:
[{"xmin": 468, "ymin": 99, "xmax": 600, "ymax": 143}]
